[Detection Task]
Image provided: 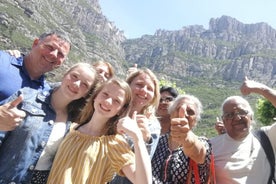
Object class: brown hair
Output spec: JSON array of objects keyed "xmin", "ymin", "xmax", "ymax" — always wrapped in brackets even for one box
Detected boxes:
[
  {"xmin": 93, "ymin": 61, "xmax": 115, "ymax": 79},
  {"xmin": 65, "ymin": 63, "xmax": 98, "ymax": 121}
]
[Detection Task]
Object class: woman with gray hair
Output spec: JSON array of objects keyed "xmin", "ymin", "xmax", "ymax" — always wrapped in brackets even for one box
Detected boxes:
[{"xmin": 151, "ymin": 94, "xmax": 214, "ymax": 183}]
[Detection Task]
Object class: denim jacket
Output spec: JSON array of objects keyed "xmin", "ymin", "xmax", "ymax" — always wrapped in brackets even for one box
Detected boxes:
[{"xmin": 0, "ymin": 87, "xmax": 71, "ymax": 184}]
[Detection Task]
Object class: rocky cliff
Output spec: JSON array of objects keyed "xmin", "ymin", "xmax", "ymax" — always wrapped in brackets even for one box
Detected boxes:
[
  {"xmin": 1, "ymin": 0, "xmax": 276, "ymax": 135},
  {"xmin": 2, "ymin": 1, "xmax": 276, "ymax": 86},
  {"xmin": 0, "ymin": 0, "xmax": 127, "ymax": 78},
  {"xmin": 124, "ymin": 15, "xmax": 276, "ymax": 87}
]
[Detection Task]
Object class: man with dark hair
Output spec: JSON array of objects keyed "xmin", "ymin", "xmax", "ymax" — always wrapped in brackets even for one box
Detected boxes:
[
  {"xmin": 157, "ymin": 86, "xmax": 179, "ymax": 134},
  {"xmin": 0, "ymin": 30, "xmax": 71, "ymax": 131}
]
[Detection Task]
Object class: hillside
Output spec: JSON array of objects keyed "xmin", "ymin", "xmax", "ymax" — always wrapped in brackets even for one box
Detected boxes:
[{"xmin": 1, "ymin": 0, "xmax": 276, "ymax": 137}]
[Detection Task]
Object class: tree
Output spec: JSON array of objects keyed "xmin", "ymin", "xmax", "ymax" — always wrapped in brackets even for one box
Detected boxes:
[
  {"xmin": 256, "ymin": 98, "xmax": 276, "ymax": 125},
  {"xmin": 159, "ymin": 79, "xmax": 185, "ymax": 95}
]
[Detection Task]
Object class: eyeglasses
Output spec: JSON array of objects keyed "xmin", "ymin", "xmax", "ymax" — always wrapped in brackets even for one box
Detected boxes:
[
  {"xmin": 222, "ymin": 109, "xmax": 249, "ymax": 120},
  {"xmin": 159, "ymin": 96, "xmax": 174, "ymax": 103}
]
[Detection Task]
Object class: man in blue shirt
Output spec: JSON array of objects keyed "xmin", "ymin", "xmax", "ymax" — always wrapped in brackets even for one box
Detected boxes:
[
  {"xmin": 0, "ymin": 51, "xmax": 49, "ymax": 103},
  {"xmin": 0, "ymin": 30, "xmax": 71, "ymax": 131}
]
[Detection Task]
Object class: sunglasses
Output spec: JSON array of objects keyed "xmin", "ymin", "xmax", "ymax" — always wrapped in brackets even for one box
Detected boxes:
[{"xmin": 160, "ymin": 96, "xmax": 174, "ymax": 103}]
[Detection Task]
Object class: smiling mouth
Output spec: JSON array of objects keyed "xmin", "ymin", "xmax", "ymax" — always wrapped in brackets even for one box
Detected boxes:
[
  {"xmin": 68, "ymin": 87, "xmax": 77, "ymax": 94},
  {"xmin": 100, "ymin": 104, "xmax": 110, "ymax": 112},
  {"xmin": 43, "ymin": 56, "xmax": 57, "ymax": 65},
  {"xmin": 232, "ymin": 121, "xmax": 248, "ymax": 128},
  {"xmin": 137, "ymin": 93, "xmax": 147, "ymax": 99}
]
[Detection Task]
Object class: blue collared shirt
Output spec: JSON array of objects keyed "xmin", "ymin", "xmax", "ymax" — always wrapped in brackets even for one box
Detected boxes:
[{"xmin": 0, "ymin": 51, "xmax": 50, "ymax": 104}]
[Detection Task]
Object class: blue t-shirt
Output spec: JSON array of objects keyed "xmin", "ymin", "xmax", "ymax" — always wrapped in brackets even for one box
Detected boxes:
[{"xmin": 0, "ymin": 51, "xmax": 50, "ymax": 104}]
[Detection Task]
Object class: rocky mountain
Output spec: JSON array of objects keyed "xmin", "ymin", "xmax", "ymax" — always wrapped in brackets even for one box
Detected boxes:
[
  {"xmin": 0, "ymin": 0, "xmax": 127, "ymax": 78},
  {"xmin": 1, "ymin": 0, "xmax": 276, "ymax": 136},
  {"xmin": 124, "ymin": 16, "xmax": 276, "ymax": 87}
]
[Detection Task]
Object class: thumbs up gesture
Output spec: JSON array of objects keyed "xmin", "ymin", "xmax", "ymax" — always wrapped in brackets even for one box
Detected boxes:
[
  {"xmin": 0, "ymin": 95, "xmax": 26, "ymax": 131},
  {"xmin": 126, "ymin": 63, "xmax": 138, "ymax": 77},
  {"xmin": 215, "ymin": 117, "xmax": 226, "ymax": 135},
  {"xmin": 240, "ymin": 76, "xmax": 267, "ymax": 96},
  {"xmin": 117, "ymin": 111, "xmax": 143, "ymax": 141},
  {"xmin": 170, "ymin": 105, "xmax": 191, "ymax": 143}
]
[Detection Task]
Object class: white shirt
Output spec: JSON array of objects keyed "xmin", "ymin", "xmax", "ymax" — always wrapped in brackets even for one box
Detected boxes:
[
  {"xmin": 210, "ymin": 123, "xmax": 276, "ymax": 184},
  {"xmin": 35, "ymin": 121, "xmax": 67, "ymax": 170}
]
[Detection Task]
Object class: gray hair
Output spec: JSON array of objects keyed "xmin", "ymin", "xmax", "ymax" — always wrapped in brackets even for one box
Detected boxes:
[
  {"xmin": 168, "ymin": 94, "xmax": 203, "ymax": 122},
  {"xmin": 221, "ymin": 96, "xmax": 255, "ymax": 125}
]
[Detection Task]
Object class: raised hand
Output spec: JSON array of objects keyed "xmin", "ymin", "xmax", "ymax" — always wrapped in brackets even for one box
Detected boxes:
[
  {"xmin": 215, "ymin": 116, "xmax": 226, "ymax": 135},
  {"xmin": 240, "ymin": 76, "xmax": 266, "ymax": 95},
  {"xmin": 117, "ymin": 111, "xmax": 142, "ymax": 141},
  {"xmin": 135, "ymin": 113, "xmax": 151, "ymax": 143},
  {"xmin": 170, "ymin": 106, "xmax": 190, "ymax": 143},
  {"xmin": 0, "ymin": 95, "xmax": 26, "ymax": 131},
  {"xmin": 127, "ymin": 63, "xmax": 138, "ymax": 76}
]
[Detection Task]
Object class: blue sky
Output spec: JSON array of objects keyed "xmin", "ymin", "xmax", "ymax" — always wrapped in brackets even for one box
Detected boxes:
[{"xmin": 99, "ymin": 0, "xmax": 276, "ymax": 38}]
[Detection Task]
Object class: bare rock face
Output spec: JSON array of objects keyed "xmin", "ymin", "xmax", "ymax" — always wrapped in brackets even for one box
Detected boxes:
[
  {"xmin": 123, "ymin": 16, "xmax": 276, "ymax": 86},
  {"xmin": 2, "ymin": 1, "xmax": 276, "ymax": 87},
  {"xmin": 3, "ymin": 1, "xmax": 276, "ymax": 136},
  {"xmin": 0, "ymin": 0, "xmax": 126, "ymax": 79}
]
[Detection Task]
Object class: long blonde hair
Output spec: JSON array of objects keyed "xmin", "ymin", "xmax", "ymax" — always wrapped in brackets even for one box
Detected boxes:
[
  {"xmin": 126, "ymin": 68, "xmax": 160, "ymax": 117},
  {"xmin": 77, "ymin": 78, "xmax": 133, "ymax": 135}
]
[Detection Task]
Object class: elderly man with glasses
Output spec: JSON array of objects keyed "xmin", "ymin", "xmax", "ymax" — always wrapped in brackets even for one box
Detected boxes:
[{"xmin": 211, "ymin": 77, "xmax": 276, "ymax": 184}]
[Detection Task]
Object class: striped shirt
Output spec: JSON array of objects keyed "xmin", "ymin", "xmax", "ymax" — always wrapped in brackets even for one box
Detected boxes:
[{"xmin": 47, "ymin": 126, "xmax": 135, "ymax": 184}]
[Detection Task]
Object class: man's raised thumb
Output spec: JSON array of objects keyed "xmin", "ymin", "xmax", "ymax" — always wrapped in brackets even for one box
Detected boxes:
[{"xmin": 9, "ymin": 95, "xmax": 23, "ymax": 109}]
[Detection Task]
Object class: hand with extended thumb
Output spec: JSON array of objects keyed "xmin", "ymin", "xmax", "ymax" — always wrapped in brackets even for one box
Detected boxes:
[
  {"xmin": 127, "ymin": 63, "xmax": 138, "ymax": 77},
  {"xmin": 170, "ymin": 106, "xmax": 190, "ymax": 143},
  {"xmin": 215, "ymin": 116, "xmax": 226, "ymax": 135},
  {"xmin": 0, "ymin": 95, "xmax": 26, "ymax": 131},
  {"xmin": 117, "ymin": 111, "xmax": 142, "ymax": 141}
]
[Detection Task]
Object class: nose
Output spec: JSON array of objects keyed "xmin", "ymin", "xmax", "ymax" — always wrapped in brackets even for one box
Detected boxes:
[
  {"xmin": 139, "ymin": 85, "xmax": 148, "ymax": 94},
  {"xmin": 50, "ymin": 49, "xmax": 58, "ymax": 58},
  {"xmin": 160, "ymin": 99, "xmax": 165, "ymax": 104},
  {"xmin": 99, "ymin": 72, "xmax": 107, "ymax": 82},
  {"xmin": 179, "ymin": 105, "xmax": 188, "ymax": 117},
  {"xmin": 233, "ymin": 113, "xmax": 242, "ymax": 120},
  {"xmin": 104, "ymin": 97, "xmax": 112, "ymax": 106},
  {"xmin": 73, "ymin": 80, "xmax": 81, "ymax": 88}
]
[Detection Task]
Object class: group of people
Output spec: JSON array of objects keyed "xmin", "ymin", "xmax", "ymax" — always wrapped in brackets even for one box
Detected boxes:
[{"xmin": 0, "ymin": 30, "xmax": 275, "ymax": 184}]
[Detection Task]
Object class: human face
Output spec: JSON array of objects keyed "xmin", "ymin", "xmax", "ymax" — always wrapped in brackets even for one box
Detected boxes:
[
  {"xmin": 170, "ymin": 98, "xmax": 197, "ymax": 128},
  {"xmin": 157, "ymin": 91, "xmax": 174, "ymax": 116},
  {"xmin": 94, "ymin": 83, "xmax": 126, "ymax": 118},
  {"xmin": 96, "ymin": 64, "xmax": 110, "ymax": 82},
  {"xmin": 222, "ymin": 99, "xmax": 251, "ymax": 140},
  {"xmin": 129, "ymin": 73, "xmax": 155, "ymax": 111},
  {"xmin": 30, "ymin": 34, "xmax": 71, "ymax": 74},
  {"xmin": 60, "ymin": 66, "xmax": 95, "ymax": 101}
]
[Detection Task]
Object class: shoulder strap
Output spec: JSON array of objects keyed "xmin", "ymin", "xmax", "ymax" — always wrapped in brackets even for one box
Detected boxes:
[{"xmin": 254, "ymin": 130, "xmax": 275, "ymax": 184}]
